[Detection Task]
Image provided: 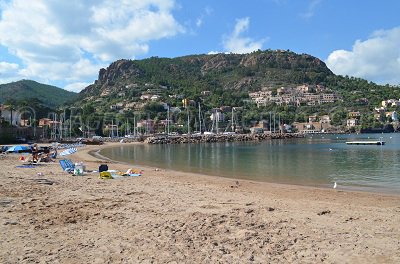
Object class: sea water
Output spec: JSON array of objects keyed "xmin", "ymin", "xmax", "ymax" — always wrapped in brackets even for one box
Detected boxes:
[{"xmin": 100, "ymin": 133, "xmax": 400, "ymax": 194}]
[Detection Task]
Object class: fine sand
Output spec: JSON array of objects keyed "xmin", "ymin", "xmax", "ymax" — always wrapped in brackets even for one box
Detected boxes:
[{"xmin": 1, "ymin": 142, "xmax": 400, "ymax": 263}]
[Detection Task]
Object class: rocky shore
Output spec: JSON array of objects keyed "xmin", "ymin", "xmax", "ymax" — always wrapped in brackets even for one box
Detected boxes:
[
  {"xmin": 144, "ymin": 133, "xmax": 304, "ymax": 144},
  {"xmin": 55, "ymin": 133, "xmax": 305, "ymax": 145}
]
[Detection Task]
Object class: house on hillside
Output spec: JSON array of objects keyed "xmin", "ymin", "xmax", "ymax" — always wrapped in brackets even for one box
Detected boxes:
[
  {"xmin": 38, "ymin": 118, "xmax": 60, "ymax": 128},
  {"xmin": 386, "ymin": 111, "xmax": 399, "ymax": 121},
  {"xmin": 348, "ymin": 111, "xmax": 361, "ymax": 119},
  {"xmin": 140, "ymin": 94, "xmax": 152, "ymax": 100},
  {"xmin": 137, "ymin": 119, "xmax": 155, "ymax": 134},
  {"xmin": 346, "ymin": 118, "xmax": 359, "ymax": 127},
  {"xmin": 110, "ymin": 103, "xmax": 123, "ymax": 110},
  {"xmin": 320, "ymin": 115, "xmax": 331, "ymax": 124},
  {"xmin": 293, "ymin": 121, "xmax": 331, "ymax": 133},
  {"xmin": 308, "ymin": 115, "xmax": 318, "ymax": 122},
  {"xmin": 150, "ymin": 95, "xmax": 161, "ymax": 101}
]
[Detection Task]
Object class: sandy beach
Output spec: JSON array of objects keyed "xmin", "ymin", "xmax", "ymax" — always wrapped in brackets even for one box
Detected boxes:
[{"xmin": 1, "ymin": 142, "xmax": 400, "ymax": 263}]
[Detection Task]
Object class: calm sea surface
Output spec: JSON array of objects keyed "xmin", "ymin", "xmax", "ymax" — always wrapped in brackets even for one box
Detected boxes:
[{"xmin": 100, "ymin": 133, "xmax": 400, "ymax": 194}]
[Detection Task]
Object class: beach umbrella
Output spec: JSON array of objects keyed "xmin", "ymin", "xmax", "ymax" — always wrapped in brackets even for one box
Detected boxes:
[
  {"xmin": 60, "ymin": 148, "xmax": 77, "ymax": 156},
  {"xmin": 6, "ymin": 145, "xmax": 29, "ymax": 153}
]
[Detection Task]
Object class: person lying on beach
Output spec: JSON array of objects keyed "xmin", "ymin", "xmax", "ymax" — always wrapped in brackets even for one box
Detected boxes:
[{"xmin": 38, "ymin": 148, "xmax": 57, "ymax": 163}]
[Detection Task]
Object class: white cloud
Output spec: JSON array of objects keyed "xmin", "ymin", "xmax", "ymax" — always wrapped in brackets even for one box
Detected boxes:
[
  {"xmin": 64, "ymin": 82, "xmax": 92, "ymax": 93},
  {"xmin": 195, "ymin": 6, "xmax": 212, "ymax": 28},
  {"xmin": 0, "ymin": 61, "xmax": 19, "ymax": 73},
  {"xmin": 300, "ymin": 0, "xmax": 322, "ymax": 19},
  {"xmin": 0, "ymin": 61, "xmax": 20, "ymax": 84},
  {"xmin": 223, "ymin": 17, "xmax": 266, "ymax": 54},
  {"xmin": 0, "ymin": 0, "xmax": 184, "ymax": 89},
  {"xmin": 326, "ymin": 27, "xmax": 400, "ymax": 85},
  {"xmin": 196, "ymin": 18, "xmax": 203, "ymax": 27}
]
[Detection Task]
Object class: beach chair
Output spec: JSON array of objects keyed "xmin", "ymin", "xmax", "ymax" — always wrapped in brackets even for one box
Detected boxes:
[{"xmin": 59, "ymin": 159, "xmax": 75, "ymax": 173}]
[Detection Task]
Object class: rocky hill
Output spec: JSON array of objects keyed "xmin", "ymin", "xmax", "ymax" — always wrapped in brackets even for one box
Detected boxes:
[
  {"xmin": 80, "ymin": 49, "xmax": 333, "ymax": 100},
  {"xmin": 74, "ymin": 49, "xmax": 400, "ymax": 131}
]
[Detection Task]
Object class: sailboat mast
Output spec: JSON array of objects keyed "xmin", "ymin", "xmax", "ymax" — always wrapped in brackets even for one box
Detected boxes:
[
  {"xmin": 273, "ymin": 112, "xmax": 276, "ymax": 133},
  {"xmin": 278, "ymin": 114, "xmax": 281, "ymax": 133},
  {"xmin": 167, "ymin": 105, "xmax": 170, "ymax": 135},
  {"xmin": 187, "ymin": 107, "xmax": 190, "ymax": 135},
  {"xmin": 231, "ymin": 107, "xmax": 234, "ymax": 132},
  {"xmin": 269, "ymin": 112, "xmax": 272, "ymax": 133},
  {"xmin": 198, "ymin": 103, "xmax": 201, "ymax": 134},
  {"xmin": 111, "ymin": 119, "xmax": 114, "ymax": 138},
  {"xmin": 216, "ymin": 111, "xmax": 219, "ymax": 134}
]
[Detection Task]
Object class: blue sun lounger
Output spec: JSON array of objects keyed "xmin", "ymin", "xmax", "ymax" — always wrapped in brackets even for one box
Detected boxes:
[{"xmin": 59, "ymin": 159, "xmax": 75, "ymax": 173}]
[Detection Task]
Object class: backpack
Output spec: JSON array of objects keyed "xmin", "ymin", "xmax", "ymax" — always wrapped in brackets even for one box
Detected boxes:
[{"xmin": 99, "ymin": 164, "xmax": 108, "ymax": 173}]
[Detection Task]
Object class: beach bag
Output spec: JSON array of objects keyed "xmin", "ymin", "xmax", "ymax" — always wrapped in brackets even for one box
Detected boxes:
[
  {"xmin": 99, "ymin": 171, "xmax": 112, "ymax": 179},
  {"xmin": 99, "ymin": 164, "xmax": 108, "ymax": 173},
  {"xmin": 74, "ymin": 168, "xmax": 84, "ymax": 176}
]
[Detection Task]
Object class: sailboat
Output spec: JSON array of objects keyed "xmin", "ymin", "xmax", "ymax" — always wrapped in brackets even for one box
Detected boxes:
[{"xmin": 223, "ymin": 107, "xmax": 237, "ymax": 135}]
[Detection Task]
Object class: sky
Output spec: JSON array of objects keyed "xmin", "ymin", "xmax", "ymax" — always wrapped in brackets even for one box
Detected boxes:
[{"xmin": 0, "ymin": 0, "xmax": 399, "ymax": 92}]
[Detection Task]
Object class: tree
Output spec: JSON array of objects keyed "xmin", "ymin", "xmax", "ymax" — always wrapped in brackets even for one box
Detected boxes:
[{"xmin": 331, "ymin": 109, "xmax": 347, "ymax": 126}]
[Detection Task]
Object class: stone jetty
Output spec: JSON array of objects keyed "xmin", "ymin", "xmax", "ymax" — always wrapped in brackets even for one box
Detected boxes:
[{"xmin": 144, "ymin": 133, "xmax": 304, "ymax": 144}]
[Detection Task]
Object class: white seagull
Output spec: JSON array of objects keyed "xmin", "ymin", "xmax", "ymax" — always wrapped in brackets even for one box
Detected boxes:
[{"xmin": 333, "ymin": 182, "xmax": 337, "ymax": 189}]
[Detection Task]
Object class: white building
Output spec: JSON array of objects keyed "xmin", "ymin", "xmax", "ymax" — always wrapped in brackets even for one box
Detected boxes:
[
  {"xmin": 346, "ymin": 118, "xmax": 359, "ymax": 127},
  {"xmin": 0, "ymin": 107, "xmax": 21, "ymax": 126}
]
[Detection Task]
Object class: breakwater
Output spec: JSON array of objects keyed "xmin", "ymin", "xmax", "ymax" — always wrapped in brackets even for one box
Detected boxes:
[
  {"xmin": 55, "ymin": 133, "xmax": 304, "ymax": 145},
  {"xmin": 144, "ymin": 133, "xmax": 304, "ymax": 144}
]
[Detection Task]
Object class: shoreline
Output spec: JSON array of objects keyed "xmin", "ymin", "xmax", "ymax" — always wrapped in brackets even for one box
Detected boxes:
[
  {"xmin": 75, "ymin": 142, "xmax": 400, "ymax": 206},
  {"xmin": 96, "ymin": 142, "xmax": 400, "ymax": 196},
  {"xmin": 1, "ymin": 142, "xmax": 400, "ymax": 262}
]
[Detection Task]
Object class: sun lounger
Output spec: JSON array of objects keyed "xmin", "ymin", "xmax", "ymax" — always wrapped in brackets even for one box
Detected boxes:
[
  {"xmin": 60, "ymin": 148, "xmax": 77, "ymax": 157},
  {"xmin": 59, "ymin": 159, "xmax": 75, "ymax": 173}
]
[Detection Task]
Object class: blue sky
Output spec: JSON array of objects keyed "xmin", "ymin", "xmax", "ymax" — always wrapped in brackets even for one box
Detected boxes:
[{"xmin": 0, "ymin": 0, "xmax": 399, "ymax": 92}]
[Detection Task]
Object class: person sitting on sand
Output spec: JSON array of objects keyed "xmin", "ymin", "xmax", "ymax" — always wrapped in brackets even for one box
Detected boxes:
[
  {"xmin": 50, "ymin": 148, "xmax": 57, "ymax": 159},
  {"xmin": 37, "ymin": 147, "xmax": 57, "ymax": 163},
  {"xmin": 31, "ymin": 144, "xmax": 39, "ymax": 163}
]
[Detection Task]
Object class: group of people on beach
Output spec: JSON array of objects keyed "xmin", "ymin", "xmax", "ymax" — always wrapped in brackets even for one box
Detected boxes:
[{"xmin": 31, "ymin": 144, "xmax": 57, "ymax": 163}]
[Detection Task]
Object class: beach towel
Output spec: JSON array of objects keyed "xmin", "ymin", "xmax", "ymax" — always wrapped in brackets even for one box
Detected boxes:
[
  {"xmin": 110, "ymin": 173, "xmax": 141, "ymax": 179},
  {"xmin": 128, "ymin": 173, "xmax": 142, "ymax": 177},
  {"xmin": 16, "ymin": 165, "xmax": 36, "ymax": 168},
  {"xmin": 125, "ymin": 168, "xmax": 142, "ymax": 176}
]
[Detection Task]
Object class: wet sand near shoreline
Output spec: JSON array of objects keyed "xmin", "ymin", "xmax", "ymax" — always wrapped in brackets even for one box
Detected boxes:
[{"xmin": 1, "ymin": 142, "xmax": 400, "ymax": 263}]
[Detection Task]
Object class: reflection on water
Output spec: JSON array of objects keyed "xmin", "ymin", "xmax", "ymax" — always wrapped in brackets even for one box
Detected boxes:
[{"xmin": 101, "ymin": 133, "xmax": 400, "ymax": 193}]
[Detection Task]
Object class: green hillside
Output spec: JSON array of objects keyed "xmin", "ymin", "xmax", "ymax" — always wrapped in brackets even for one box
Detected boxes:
[
  {"xmin": 0, "ymin": 80, "xmax": 77, "ymax": 108},
  {"xmin": 81, "ymin": 49, "xmax": 333, "ymax": 99},
  {"xmin": 79, "ymin": 49, "xmax": 399, "ymax": 108}
]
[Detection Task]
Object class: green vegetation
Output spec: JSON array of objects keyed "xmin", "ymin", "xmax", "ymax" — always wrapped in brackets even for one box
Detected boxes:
[
  {"xmin": 3, "ymin": 50, "xmax": 400, "ymax": 135},
  {"xmin": 74, "ymin": 49, "xmax": 400, "ymax": 133},
  {"xmin": 0, "ymin": 80, "xmax": 77, "ymax": 108}
]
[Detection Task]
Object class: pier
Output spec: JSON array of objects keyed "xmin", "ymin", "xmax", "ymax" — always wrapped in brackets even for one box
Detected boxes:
[{"xmin": 346, "ymin": 141, "xmax": 385, "ymax": 145}]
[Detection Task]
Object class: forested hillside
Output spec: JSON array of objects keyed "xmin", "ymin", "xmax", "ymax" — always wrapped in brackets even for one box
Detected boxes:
[{"xmin": 0, "ymin": 80, "xmax": 77, "ymax": 108}]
